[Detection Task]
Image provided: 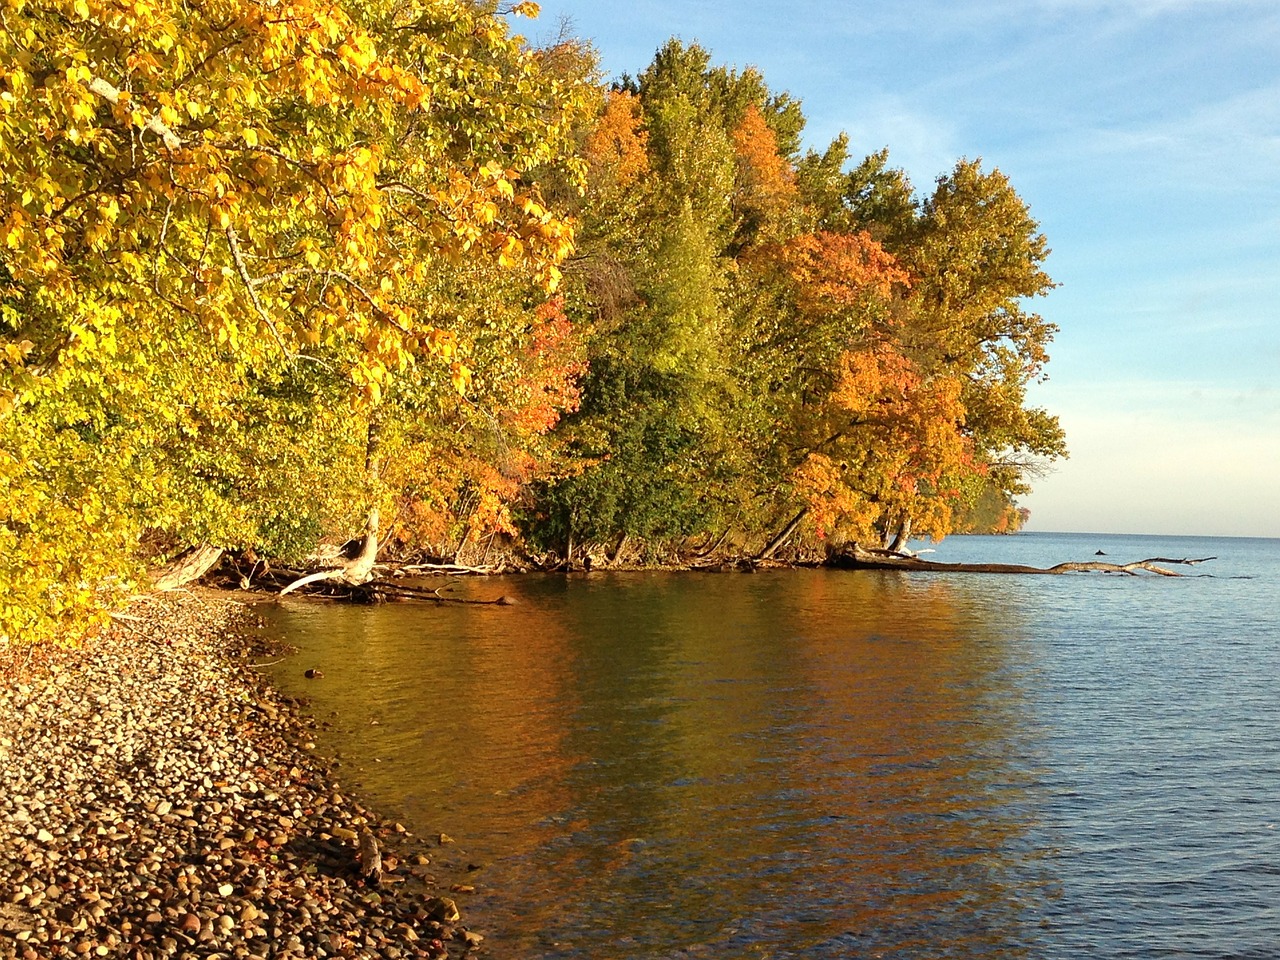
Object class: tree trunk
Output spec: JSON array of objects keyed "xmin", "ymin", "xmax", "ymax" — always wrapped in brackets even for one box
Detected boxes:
[
  {"xmin": 609, "ymin": 533, "xmax": 629, "ymax": 565},
  {"xmin": 885, "ymin": 517, "xmax": 913, "ymax": 553},
  {"xmin": 280, "ymin": 420, "xmax": 381, "ymax": 596},
  {"xmin": 756, "ymin": 508, "xmax": 808, "ymax": 561}
]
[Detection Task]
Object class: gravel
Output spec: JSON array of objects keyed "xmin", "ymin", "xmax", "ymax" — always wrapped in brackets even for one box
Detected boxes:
[{"xmin": 0, "ymin": 592, "xmax": 480, "ymax": 959}]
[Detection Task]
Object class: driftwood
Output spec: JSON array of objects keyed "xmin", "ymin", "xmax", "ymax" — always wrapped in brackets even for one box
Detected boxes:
[
  {"xmin": 396, "ymin": 562, "xmax": 503, "ymax": 575},
  {"xmin": 360, "ymin": 581, "xmax": 516, "ymax": 605},
  {"xmin": 280, "ymin": 509, "xmax": 380, "ymax": 596},
  {"xmin": 843, "ymin": 548, "xmax": 1218, "ymax": 576},
  {"xmin": 152, "ymin": 544, "xmax": 225, "ymax": 591},
  {"xmin": 831, "ymin": 544, "xmax": 1217, "ymax": 577},
  {"xmin": 756, "ymin": 508, "xmax": 809, "ymax": 562}
]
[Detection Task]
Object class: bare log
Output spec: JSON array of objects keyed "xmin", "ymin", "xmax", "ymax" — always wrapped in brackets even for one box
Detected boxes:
[
  {"xmin": 396, "ymin": 562, "xmax": 502, "ymax": 575},
  {"xmin": 830, "ymin": 543, "xmax": 1216, "ymax": 576},
  {"xmin": 279, "ymin": 508, "xmax": 380, "ymax": 596},
  {"xmin": 363, "ymin": 581, "xmax": 515, "ymax": 604},
  {"xmin": 152, "ymin": 544, "xmax": 224, "ymax": 591}
]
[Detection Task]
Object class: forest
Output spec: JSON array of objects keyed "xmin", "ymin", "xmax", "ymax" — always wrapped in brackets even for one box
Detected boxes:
[{"xmin": 0, "ymin": 0, "xmax": 1065, "ymax": 645}]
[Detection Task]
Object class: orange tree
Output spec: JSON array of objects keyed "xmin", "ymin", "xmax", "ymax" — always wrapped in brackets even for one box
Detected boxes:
[{"xmin": 0, "ymin": 0, "xmax": 589, "ymax": 644}]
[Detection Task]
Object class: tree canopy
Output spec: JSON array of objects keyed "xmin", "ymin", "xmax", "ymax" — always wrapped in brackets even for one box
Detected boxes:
[{"xmin": 2, "ymin": 19, "xmax": 1065, "ymax": 644}]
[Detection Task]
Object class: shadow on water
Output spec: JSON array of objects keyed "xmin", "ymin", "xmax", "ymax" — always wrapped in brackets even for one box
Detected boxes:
[{"xmin": 264, "ymin": 569, "xmax": 1058, "ymax": 958}]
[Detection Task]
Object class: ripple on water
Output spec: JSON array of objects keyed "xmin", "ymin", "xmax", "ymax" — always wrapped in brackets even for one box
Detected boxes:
[{"xmin": 265, "ymin": 536, "xmax": 1280, "ymax": 959}]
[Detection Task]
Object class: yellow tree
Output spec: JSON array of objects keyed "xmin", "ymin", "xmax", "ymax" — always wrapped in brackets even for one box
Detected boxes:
[{"xmin": 0, "ymin": 0, "xmax": 590, "ymax": 642}]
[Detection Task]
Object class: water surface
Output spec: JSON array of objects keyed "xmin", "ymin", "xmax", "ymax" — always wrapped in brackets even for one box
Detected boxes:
[{"xmin": 264, "ymin": 533, "xmax": 1280, "ymax": 958}]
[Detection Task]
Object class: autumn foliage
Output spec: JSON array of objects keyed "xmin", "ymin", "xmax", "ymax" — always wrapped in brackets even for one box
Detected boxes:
[{"xmin": 2, "ymin": 20, "xmax": 1064, "ymax": 644}]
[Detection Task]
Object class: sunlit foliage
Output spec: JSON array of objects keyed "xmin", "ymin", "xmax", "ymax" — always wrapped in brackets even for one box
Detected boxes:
[{"xmin": 1, "ymin": 16, "xmax": 1065, "ymax": 642}]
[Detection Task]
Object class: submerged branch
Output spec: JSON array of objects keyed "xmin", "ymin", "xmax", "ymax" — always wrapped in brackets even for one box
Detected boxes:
[{"xmin": 830, "ymin": 544, "xmax": 1217, "ymax": 577}]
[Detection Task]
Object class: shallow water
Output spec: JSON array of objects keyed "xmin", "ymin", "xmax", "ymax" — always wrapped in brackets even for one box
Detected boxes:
[{"xmin": 264, "ymin": 532, "xmax": 1280, "ymax": 958}]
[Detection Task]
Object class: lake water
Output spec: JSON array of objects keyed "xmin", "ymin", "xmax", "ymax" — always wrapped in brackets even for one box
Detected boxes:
[{"xmin": 263, "ymin": 532, "xmax": 1280, "ymax": 958}]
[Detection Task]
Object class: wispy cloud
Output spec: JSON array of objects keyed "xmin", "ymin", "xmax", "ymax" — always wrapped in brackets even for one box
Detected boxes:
[{"xmin": 1071, "ymin": 82, "xmax": 1280, "ymax": 183}]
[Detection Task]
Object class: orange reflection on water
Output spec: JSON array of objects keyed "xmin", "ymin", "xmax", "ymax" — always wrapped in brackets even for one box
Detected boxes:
[{"xmin": 268, "ymin": 569, "xmax": 1054, "ymax": 958}]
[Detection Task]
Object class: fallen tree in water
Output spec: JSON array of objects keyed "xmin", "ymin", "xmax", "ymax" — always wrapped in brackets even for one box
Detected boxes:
[{"xmin": 829, "ymin": 544, "xmax": 1217, "ymax": 576}]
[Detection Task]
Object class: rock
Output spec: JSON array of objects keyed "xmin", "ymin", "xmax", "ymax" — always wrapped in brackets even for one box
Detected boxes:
[
  {"xmin": 424, "ymin": 897, "xmax": 460, "ymax": 923},
  {"xmin": 0, "ymin": 594, "xmax": 473, "ymax": 960}
]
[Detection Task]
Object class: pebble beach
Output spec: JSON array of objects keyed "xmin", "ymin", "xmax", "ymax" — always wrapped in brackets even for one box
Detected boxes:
[{"xmin": 0, "ymin": 592, "xmax": 479, "ymax": 959}]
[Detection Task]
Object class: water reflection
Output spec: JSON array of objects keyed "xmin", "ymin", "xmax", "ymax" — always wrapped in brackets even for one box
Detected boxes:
[{"xmin": 265, "ymin": 569, "xmax": 1053, "ymax": 958}]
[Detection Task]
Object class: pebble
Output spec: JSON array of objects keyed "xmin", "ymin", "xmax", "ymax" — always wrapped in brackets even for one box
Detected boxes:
[{"xmin": 0, "ymin": 594, "xmax": 480, "ymax": 959}]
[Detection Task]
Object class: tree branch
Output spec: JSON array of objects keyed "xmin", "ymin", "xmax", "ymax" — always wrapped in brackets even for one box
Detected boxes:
[
  {"xmin": 224, "ymin": 226, "xmax": 290, "ymax": 356},
  {"xmin": 86, "ymin": 76, "xmax": 182, "ymax": 150}
]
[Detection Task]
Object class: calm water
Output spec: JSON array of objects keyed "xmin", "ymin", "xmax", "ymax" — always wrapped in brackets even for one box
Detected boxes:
[{"xmin": 263, "ymin": 532, "xmax": 1280, "ymax": 958}]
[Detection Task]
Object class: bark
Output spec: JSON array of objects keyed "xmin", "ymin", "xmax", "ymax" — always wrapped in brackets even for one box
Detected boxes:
[
  {"xmin": 885, "ymin": 517, "xmax": 913, "ymax": 553},
  {"xmin": 756, "ymin": 508, "xmax": 808, "ymax": 562},
  {"xmin": 152, "ymin": 544, "xmax": 224, "ymax": 591},
  {"xmin": 830, "ymin": 543, "xmax": 1216, "ymax": 576}
]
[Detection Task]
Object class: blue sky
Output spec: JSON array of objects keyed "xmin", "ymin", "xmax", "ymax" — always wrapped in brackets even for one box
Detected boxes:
[{"xmin": 532, "ymin": 0, "xmax": 1280, "ymax": 538}]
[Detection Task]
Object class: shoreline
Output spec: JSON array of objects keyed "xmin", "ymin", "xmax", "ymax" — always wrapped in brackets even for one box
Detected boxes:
[{"xmin": 0, "ymin": 592, "xmax": 482, "ymax": 959}]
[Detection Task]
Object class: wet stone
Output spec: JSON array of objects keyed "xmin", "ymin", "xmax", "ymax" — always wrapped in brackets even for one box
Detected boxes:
[{"xmin": 0, "ymin": 594, "xmax": 475, "ymax": 960}]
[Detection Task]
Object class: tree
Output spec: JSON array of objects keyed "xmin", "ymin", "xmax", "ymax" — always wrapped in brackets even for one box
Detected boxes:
[{"xmin": 1, "ymin": 0, "xmax": 590, "ymax": 642}]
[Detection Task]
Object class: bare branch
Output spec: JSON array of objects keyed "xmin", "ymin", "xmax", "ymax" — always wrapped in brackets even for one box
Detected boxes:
[
  {"xmin": 86, "ymin": 76, "xmax": 182, "ymax": 150},
  {"xmin": 224, "ymin": 226, "xmax": 290, "ymax": 356}
]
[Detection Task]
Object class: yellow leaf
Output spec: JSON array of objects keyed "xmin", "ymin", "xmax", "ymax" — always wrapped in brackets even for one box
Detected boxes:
[
  {"xmin": 451, "ymin": 362, "xmax": 471, "ymax": 394},
  {"xmin": 243, "ymin": 128, "xmax": 258, "ymax": 147}
]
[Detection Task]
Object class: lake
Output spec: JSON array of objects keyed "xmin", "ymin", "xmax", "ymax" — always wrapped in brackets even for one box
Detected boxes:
[{"xmin": 263, "ymin": 532, "xmax": 1280, "ymax": 958}]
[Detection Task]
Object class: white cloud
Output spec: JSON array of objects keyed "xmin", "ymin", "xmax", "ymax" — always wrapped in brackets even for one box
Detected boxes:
[{"xmin": 810, "ymin": 95, "xmax": 962, "ymax": 185}]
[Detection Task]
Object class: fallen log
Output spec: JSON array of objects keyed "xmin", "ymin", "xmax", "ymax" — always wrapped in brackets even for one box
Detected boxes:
[
  {"xmin": 829, "ymin": 544, "xmax": 1216, "ymax": 576},
  {"xmin": 359, "ymin": 581, "xmax": 516, "ymax": 604},
  {"xmin": 396, "ymin": 562, "xmax": 504, "ymax": 575},
  {"xmin": 152, "ymin": 544, "xmax": 225, "ymax": 591}
]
